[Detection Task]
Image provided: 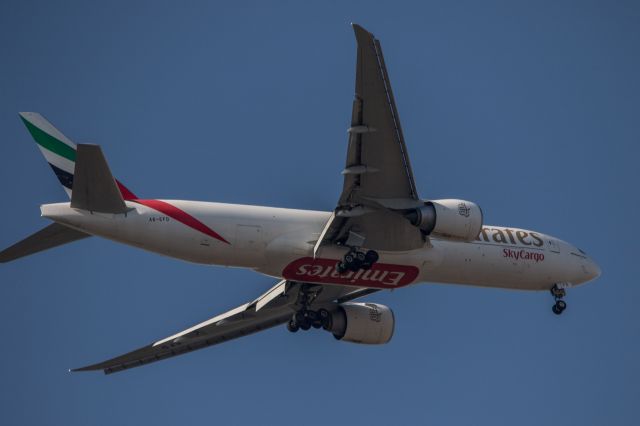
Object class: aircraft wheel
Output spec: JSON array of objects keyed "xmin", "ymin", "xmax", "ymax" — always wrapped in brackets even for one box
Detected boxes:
[
  {"xmin": 365, "ymin": 250, "xmax": 379, "ymax": 264},
  {"xmin": 300, "ymin": 320, "xmax": 311, "ymax": 331},
  {"xmin": 319, "ymin": 309, "xmax": 332, "ymax": 330},
  {"xmin": 336, "ymin": 261, "xmax": 348, "ymax": 274},
  {"xmin": 287, "ymin": 320, "xmax": 299, "ymax": 333},
  {"xmin": 348, "ymin": 261, "xmax": 362, "ymax": 272},
  {"xmin": 552, "ymin": 300, "xmax": 566, "ymax": 315}
]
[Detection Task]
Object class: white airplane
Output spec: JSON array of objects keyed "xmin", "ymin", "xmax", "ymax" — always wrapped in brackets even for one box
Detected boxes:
[{"xmin": 1, "ymin": 24, "xmax": 600, "ymax": 374}]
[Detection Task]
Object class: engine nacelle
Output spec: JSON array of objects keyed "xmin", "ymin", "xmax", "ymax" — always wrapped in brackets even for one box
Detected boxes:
[
  {"xmin": 406, "ymin": 198, "xmax": 483, "ymax": 242},
  {"xmin": 328, "ymin": 302, "xmax": 394, "ymax": 345}
]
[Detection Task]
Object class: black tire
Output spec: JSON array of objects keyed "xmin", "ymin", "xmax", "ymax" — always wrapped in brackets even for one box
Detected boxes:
[
  {"xmin": 337, "ymin": 261, "xmax": 347, "ymax": 273},
  {"xmin": 556, "ymin": 300, "xmax": 567, "ymax": 311},
  {"xmin": 552, "ymin": 304, "xmax": 562, "ymax": 315},
  {"xmin": 365, "ymin": 250, "xmax": 379, "ymax": 263},
  {"xmin": 300, "ymin": 320, "xmax": 311, "ymax": 331},
  {"xmin": 319, "ymin": 309, "xmax": 333, "ymax": 330},
  {"xmin": 349, "ymin": 260, "xmax": 362, "ymax": 272},
  {"xmin": 345, "ymin": 254, "xmax": 354, "ymax": 264},
  {"xmin": 356, "ymin": 251, "xmax": 366, "ymax": 262},
  {"xmin": 312, "ymin": 321, "xmax": 322, "ymax": 329},
  {"xmin": 295, "ymin": 311, "xmax": 306, "ymax": 323},
  {"xmin": 287, "ymin": 320, "xmax": 299, "ymax": 333}
]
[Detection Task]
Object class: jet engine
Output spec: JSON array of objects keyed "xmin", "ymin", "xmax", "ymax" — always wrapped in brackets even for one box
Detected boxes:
[
  {"xmin": 405, "ymin": 198, "xmax": 483, "ymax": 242},
  {"xmin": 326, "ymin": 302, "xmax": 395, "ymax": 345}
]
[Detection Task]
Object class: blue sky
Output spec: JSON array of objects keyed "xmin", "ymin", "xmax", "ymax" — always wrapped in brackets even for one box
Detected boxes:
[{"xmin": 1, "ymin": 1, "xmax": 638, "ymax": 424}]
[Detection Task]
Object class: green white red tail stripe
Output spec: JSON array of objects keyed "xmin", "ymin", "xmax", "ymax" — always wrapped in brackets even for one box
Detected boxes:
[
  {"xmin": 20, "ymin": 112, "xmax": 77, "ymax": 198},
  {"xmin": 19, "ymin": 112, "xmax": 228, "ymax": 244}
]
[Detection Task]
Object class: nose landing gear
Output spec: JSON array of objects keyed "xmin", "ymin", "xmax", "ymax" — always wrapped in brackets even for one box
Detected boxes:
[
  {"xmin": 550, "ymin": 284, "xmax": 567, "ymax": 315},
  {"xmin": 336, "ymin": 248, "xmax": 379, "ymax": 273}
]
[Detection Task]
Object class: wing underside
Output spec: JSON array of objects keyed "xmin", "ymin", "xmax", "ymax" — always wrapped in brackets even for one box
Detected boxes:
[
  {"xmin": 342, "ymin": 24, "xmax": 418, "ymax": 203},
  {"xmin": 72, "ymin": 281, "xmax": 377, "ymax": 374},
  {"xmin": 318, "ymin": 24, "xmax": 425, "ymax": 252}
]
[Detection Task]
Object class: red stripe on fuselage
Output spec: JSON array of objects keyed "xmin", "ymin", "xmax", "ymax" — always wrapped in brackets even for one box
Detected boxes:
[
  {"xmin": 116, "ymin": 180, "xmax": 137, "ymax": 200},
  {"xmin": 132, "ymin": 199, "xmax": 230, "ymax": 244}
]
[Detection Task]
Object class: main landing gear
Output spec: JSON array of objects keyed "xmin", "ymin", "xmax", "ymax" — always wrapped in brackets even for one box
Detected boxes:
[
  {"xmin": 336, "ymin": 248, "xmax": 379, "ymax": 274},
  {"xmin": 287, "ymin": 284, "xmax": 332, "ymax": 333},
  {"xmin": 287, "ymin": 247, "xmax": 380, "ymax": 333},
  {"xmin": 287, "ymin": 308, "xmax": 332, "ymax": 333},
  {"xmin": 550, "ymin": 284, "xmax": 567, "ymax": 315}
]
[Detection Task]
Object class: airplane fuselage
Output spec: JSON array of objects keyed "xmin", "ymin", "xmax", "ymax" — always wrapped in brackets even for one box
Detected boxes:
[{"xmin": 41, "ymin": 200, "xmax": 600, "ymax": 292}]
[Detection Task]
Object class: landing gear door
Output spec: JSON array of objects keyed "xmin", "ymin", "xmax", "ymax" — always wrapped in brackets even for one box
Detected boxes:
[{"xmin": 547, "ymin": 239, "xmax": 561, "ymax": 253}]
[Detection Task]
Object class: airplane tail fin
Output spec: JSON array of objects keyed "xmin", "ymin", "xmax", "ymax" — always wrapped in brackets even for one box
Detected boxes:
[
  {"xmin": 0, "ymin": 223, "xmax": 90, "ymax": 263},
  {"xmin": 18, "ymin": 112, "xmax": 137, "ymax": 200},
  {"xmin": 3, "ymin": 113, "xmax": 140, "ymax": 263},
  {"xmin": 20, "ymin": 112, "xmax": 77, "ymax": 198},
  {"xmin": 70, "ymin": 144, "xmax": 129, "ymax": 213}
]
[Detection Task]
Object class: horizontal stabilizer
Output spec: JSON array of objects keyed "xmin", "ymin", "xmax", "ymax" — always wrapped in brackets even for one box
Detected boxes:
[
  {"xmin": 0, "ymin": 223, "xmax": 90, "ymax": 263},
  {"xmin": 71, "ymin": 144, "xmax": 128, "ymax": 213}
]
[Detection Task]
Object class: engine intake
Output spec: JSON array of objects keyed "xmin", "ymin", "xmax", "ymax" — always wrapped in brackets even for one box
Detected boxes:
[
  {"xmin": 406, "ymin": 199, "xmax": 483, "ymax": 242},
  {"xmin": 327, "ymin": 302, "xmax": 394, "ymax": 345}
]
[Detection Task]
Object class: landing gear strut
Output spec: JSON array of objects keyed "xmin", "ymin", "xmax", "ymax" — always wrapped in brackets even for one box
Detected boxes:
[
  {"xmin": 550, "ymin": 284, "xmax": 567, "ymax": 315},
  {"xmin": 286, "ymin": 284, "xmax": 333, "ymax": 333},
  {"xmin": 336, "ymin": 248, "xmax": 379, "ymax": 274}
]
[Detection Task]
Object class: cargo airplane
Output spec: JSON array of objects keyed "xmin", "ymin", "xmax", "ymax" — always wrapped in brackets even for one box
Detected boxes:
[{"xmin": 1, "ymin": 24, "xmax": 601, "ymax": 374}]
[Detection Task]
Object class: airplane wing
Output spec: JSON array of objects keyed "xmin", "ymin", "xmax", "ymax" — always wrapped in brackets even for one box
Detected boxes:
[
  {"xmin": 72, "ymin": 280, "xmax": 378, "ymax": 374},
  {"xmin": 316, "ymin": 24, "xmax": 425, "ymax": 253}
]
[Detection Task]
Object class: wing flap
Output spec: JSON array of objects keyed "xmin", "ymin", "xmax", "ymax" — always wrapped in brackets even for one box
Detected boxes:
[{"xmin": 253, "ymin": 279, "xmax": 287, "ymax": 311}]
